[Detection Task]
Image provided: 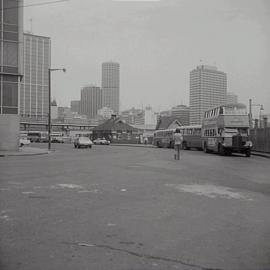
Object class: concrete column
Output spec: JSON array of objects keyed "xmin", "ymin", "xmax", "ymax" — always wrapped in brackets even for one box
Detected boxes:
[{"xmin": 0, "ymin": 115, "xmax": 20, "ymax": 151}]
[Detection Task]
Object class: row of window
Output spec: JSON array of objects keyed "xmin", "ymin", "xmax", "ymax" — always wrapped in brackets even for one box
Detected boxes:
[{"xmin": 203, "ymin": 129, "xmax": 217, "ymax": 137}]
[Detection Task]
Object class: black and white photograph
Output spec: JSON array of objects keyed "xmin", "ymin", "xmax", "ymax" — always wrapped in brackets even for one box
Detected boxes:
[{"xmin": 0, "ymin": 0, "xmax": 270, "ymax": 269}]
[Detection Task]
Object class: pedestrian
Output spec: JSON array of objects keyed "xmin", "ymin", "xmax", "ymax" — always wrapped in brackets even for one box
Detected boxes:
[{"xmin": 173, "ymin": 128, "xmax": 183, "ymax": 160}]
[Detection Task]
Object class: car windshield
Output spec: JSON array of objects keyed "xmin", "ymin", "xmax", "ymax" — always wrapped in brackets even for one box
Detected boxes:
[{"xmin": 79, "ymin": 137, "xmax": 90, "ymax": 142}]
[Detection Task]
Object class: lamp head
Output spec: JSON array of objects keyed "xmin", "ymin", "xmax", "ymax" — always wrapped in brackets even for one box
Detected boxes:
[{"xmin": 62, "ymin": 68, "xmax": 66, "ymax": 73}]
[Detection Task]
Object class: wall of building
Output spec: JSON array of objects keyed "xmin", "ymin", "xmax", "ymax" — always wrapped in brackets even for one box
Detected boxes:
[
  {"xmin": 20, "ymin": 33, "xmax": 51, "ymax": 119},
  {"xmin": 0, "ymin": 115, "xmax": 19, "ymax": 151},
  {"xmin": 0, "ymin": 0, "xmax": 23, "ymax": 151}
]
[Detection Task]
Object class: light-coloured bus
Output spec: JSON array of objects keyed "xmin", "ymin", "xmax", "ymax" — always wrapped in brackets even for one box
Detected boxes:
[
  {"xmin": 201, "ymin": 103, "xmax": 252, "ymax": 157},
  {"xmin": 153, "ymin": 125, "xmax": 202, "ymax": 149},
  {"xmin": 180, "ymin": 125, "xmax": 202, "ymax": 150},
  {"xmin": 153, "ymin": 129, "xmax": 175, "ymax": 148},
  {"xmin": 27, "ymin": 131, "xmax": 48, "ymax": 143}
]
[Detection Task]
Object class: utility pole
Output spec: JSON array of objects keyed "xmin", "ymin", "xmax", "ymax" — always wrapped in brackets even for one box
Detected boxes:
[
  {"xmin": 48, "ymin": 70, "xmax": 51, "ymax": 150},
  {"xmin": 249, "ymin": 99, "xmax": 252, "ymax": 129}
]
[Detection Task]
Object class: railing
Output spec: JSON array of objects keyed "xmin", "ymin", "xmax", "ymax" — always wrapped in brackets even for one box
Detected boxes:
[{"xmin": 250, "ymin": 126, "xmax": 270, "ymax": 153}]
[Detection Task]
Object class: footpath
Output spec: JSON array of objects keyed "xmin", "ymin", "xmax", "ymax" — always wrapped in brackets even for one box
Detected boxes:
[
  {"xmin": 110, "ymin": 143, "xmax": 270, "ymax": 159},
  {"xmin": 0, "ymin": 147, "xmax": 50, "ymax": 157}
]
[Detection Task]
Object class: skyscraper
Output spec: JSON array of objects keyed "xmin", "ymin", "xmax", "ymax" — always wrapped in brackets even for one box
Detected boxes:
[
  {"xmin": 80, "ymin": 85, "xmax": 103, "ymax": 119},
  {"xmin": 0, "ymin": 0, "xmax": 23, "ymax": 150},
  {"xmin": 20, "ymin": 33, "xmax": 51, "ymax": 119},
  {"xmin": 102, "ymin": 62, "xmax": 120, "ymax": 114},
  {"xmin": 189, "ymin": 65, "xmax": 227, "ymax": 125}
]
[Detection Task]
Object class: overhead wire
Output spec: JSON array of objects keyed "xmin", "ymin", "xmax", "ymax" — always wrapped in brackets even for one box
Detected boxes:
[{"xmin": 0, "ymin": 0, "xmax": 69, "ymax": 10}]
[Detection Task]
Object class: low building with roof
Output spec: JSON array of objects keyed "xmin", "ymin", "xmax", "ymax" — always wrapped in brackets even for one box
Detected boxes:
[
  {"xmin": 93, "ymin": 115, "xmax": 141, "ymax": 143},
  {"xmin": 156, "ymin": 116, "xmax": 182, "ymax": 130}
]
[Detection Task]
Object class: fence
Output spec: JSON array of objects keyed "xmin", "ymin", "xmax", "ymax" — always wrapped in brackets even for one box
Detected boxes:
[{"xmin": 250, "ymin": 127, "xmax": 270, "ymax": 153}]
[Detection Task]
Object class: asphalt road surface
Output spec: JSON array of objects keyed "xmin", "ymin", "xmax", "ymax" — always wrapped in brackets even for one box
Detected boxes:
[{"xmin": 0, "ymin": 144, "xmax": 270, "ymax": 270}]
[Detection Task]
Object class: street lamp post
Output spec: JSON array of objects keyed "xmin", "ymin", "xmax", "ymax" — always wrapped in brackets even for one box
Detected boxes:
[{"xmin": 48, "ymin": 68, "xmax": 66, "ymax": 150}]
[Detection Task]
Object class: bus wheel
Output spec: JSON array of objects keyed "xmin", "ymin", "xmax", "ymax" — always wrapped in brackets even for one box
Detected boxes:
[
  {"xmin": 203, "ymin": 143, "xmax": 209, "ymax": 153},
  {"xmin": 182, "ymin": 142, "xmax": 189, "ymax": 150},
  {"xmin": 245, "ymin": 149, "xmax": 251, "ymax": 157},
  {"xmin": 218, "ymin": 144, "xmax": 225, "ymax": 156}
]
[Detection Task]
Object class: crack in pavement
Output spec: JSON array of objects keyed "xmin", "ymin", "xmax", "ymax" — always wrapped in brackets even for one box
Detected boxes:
[{"xmin": 71, "ymin": 242, "xmax": 222, "ymax": 270}]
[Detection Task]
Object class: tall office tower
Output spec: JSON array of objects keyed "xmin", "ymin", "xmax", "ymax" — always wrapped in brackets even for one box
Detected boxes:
[
  {"xmin": 20, "ymin": 33, "xmax": 51, "ymax": 119},
  {"xmin": 0, "ymin": 0, "xmax": 23, "ymax": 151},
  {"xmin": 80, "ymin": 85, "xmax": 103, "ymax": 119},
  {"xmin": 189, "ymin": 65, "xmax": 227, "ymax": 125},
  {"xmin": 226, "ymin": 92, "xmax": 238, "ymax": 104},
  {"xmin": 171, "ymin": 105, "xmax": 190, "ymax": 125},
  {"xmin": 102, "ymin": 62, "xmax": 120, "ymax": 114},
  {"xmin": 70, "ymin": 100, "xmax": 80, "ymax": 113}
]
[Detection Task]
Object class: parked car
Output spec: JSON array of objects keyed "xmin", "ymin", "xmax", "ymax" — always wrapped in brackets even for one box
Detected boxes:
[
  {"xmin": 74, "ymin": 137, "xmax": 93, "ymax": 148},
  {"xmin": 20, "ymin": 137, "xmax": 31, "ymax": 147},
  {"xmin": 51, "ymin": 136, "xmax": 64, "ymax": 143},
  {"xmin": 93, "ymin": 138, "xmax": 110, "ymax": 145}
]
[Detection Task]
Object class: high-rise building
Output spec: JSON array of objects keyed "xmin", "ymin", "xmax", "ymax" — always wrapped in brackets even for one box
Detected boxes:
[
  {"xmin": 0, "ymin": 0, "xmax": 23, "ymax": 150},
  {"xmin": 102, "ymin": 62, "xmax": 120, "ymax": 113},
  {"xmin": 70, "ymin": 100, "xmax": 80, "ymax": 113},
  {"xmin": 20, "ymin": 33, "xmax": 51, "ymax": 119},
  {"xmin": 80, "ymin": 85, "xmax": 103, "ymax": 119},
  {"xmin": 171, "ymin": 105, "xmax": 190, "ymax": 125},
  {"xmin": 226, "ymin": 92, "xmax": 238, "ymax": 104},
  {"xmin": 189, "ymin": 65, "xmax": 227, "ymax": 125}
]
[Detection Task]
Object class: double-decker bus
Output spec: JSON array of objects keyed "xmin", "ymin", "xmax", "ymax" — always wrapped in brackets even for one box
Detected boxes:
[
  {"xmin": 201, "ymin": 103, "xmax": 252, "ymax": 157},
  {"xmin": 153, "ymin": 125, "xmax": 202, "ymax": 149}
]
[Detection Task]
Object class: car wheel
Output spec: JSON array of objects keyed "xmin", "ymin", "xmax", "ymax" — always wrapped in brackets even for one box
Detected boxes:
[
  {"xmin": 245, "ymin": 149, "xmax": 251, "ymax": 157},
  {"xmin": 203, "ymin": 142, "xmax": 209, "ymax": 153},
  {"xmin": 218, "ymin": 144, "xmax": 225, "ymax": 156}
]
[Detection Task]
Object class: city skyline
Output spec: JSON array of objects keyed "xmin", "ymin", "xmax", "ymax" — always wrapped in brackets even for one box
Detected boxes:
[{"xmin": 23, "ymin": 0, "xmax": 270, "ymax": 117}]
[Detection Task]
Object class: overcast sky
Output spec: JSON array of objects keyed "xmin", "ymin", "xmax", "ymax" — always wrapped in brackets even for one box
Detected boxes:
[{"xmin": 24, "ymin": 0, "xmax": 270, "ymax": 116}]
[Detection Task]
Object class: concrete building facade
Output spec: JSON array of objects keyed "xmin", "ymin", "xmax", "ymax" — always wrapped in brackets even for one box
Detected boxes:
[
  {"xmin": 70, "ymin": 100, "xmax": 80, "ymax": 113},
  {"xmin": 80, "ymin": 85, "xmax": 102, "ymax": 119},
  {"xmin": 0, "ymin": 0, "xmax": 24, "ymax": 151},
  {"xmin": 102, "ymin": 62, "xmax": 120, "ymax": 114},
  {"xmin": 20, "ymin": 33, "xmax": 51, "ymax": 119},
  {"xmin": 190, "ymin": 65, "xmax": 227, "ymax": 125}
]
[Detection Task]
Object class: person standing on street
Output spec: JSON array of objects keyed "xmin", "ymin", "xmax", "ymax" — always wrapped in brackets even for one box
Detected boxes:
[{"xmin": 173, "ymin": 128, "xmax": 183, "ymax": 160}]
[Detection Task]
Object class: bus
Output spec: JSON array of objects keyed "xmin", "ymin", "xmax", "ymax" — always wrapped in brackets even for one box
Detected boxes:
[
  {"xmin": 153, "ymin": 129, "xmax": 175, "ymax": 148},
  {"xmin": 153, "ymin": 125, "xmax": 202, "ymax": 149},
  {"xmin": 27, "ymin": 131, "xmax": 48, "ymax": 143},
  {"xmin": 180, "ymin": 125, "xmax": 202, "ymax": 150},
  {"xmin": 201, "ymin": 103, "xmax": 252, "ymax": 157}
]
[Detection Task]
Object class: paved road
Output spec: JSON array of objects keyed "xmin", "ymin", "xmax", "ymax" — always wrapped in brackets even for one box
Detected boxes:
[{"xmin": 0, "ymin": 144, "xmax": 270, "ymax": 270}]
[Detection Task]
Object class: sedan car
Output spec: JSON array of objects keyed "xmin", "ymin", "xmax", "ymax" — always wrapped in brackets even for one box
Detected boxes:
[
  {"xmin": 93, "ymin": 138, "xmax": 110, "ymax": 145},
  {"xmin": 74, "ymin": 137, "xmax": 93, "ymax": 148},
  {"xmin": 19, "ymin": 137, "xmax": 31, "ymax": 147}
]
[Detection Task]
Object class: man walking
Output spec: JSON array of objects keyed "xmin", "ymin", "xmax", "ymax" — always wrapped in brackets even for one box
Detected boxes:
[{"xmin": 173, "ymin": 128, "xmax": 183, "ymax": 160}]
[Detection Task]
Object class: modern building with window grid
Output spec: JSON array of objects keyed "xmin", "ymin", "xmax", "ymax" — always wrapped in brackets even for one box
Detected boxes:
[
  {"xmin": 80, "ymin": 85, "xmax": 103, "ymax": 119},
  {"xmin": 0, "ymin": 0, "xmax": 23, "ymax": 150},
  {"xmin": 20, "ymin": 33, "xmax": 51, "ymax": 119},
  {"xmin": 189, "ymin": 65, "xmax": 227, "ymax": 125},
  {"xmin": 102, "ymin": 62, "xmax": 120, "ymax": 114}
]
